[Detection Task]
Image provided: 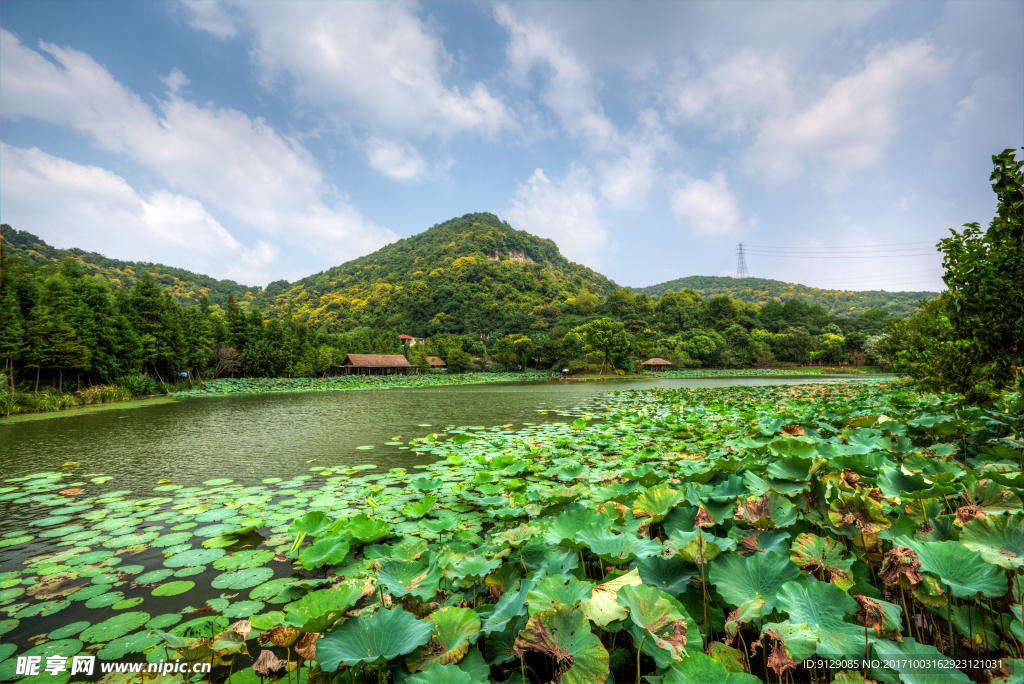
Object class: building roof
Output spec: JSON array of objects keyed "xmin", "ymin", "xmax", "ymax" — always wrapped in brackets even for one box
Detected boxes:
[
  {"xmin": 399, "ymin": 334, "xmax": 415, "ymax": 340},
  {"xmin": 427, "ymin": 356, "xmax": 446, "ymax": 366},
  {"xmin": 341, "ymin": 354, "xmax": 411, "ymax": 367},
  {"xmin": 641, "ymin": 358, "xmax": 673, "ymax": 366}
]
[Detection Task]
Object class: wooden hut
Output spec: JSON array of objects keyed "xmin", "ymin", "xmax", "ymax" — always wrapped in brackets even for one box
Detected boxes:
[
  {"xmin": 427, "ymin": 356, "xmax": 447, "ymax": 370},
  {"xmin": 641, "ymin": 357, "xmax": 672, "ymax": 372},
  {"xmin": 332, "ymin": 354, "xmax": 412, "ymax": 376}
]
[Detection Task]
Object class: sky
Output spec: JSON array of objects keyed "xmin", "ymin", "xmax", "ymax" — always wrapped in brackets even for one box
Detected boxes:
[{"xmin": 1, "ymin": 1, "xmax": 1020, "ymax": 292}]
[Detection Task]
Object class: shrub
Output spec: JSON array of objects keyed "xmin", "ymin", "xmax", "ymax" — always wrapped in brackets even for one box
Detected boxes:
[
  {"xmin": 114, "ymin": 375, "xmax": 159, "ymax": 397},
  {"xmin": 77, "ymin": 384, "xmax": 131, "ymax": 405}
]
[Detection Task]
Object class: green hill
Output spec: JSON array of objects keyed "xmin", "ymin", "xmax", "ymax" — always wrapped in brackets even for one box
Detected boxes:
[
  {"xmin": 0, "ymin": 224, "xmax": 258, "ymax": 308},
  {"xmin": 633, "ymin": 275, "xmax": 938, "ymax": 317},
  {"xmin": 251, "ymin": 212, "xmax": 618, "ymax": 334}
]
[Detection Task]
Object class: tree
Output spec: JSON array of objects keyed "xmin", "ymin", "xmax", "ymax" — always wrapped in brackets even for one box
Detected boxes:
[
  {"xmin": 571, "ymin": 318, "xmax": 629, "ymax": 374},
  {"xmin": 573, "ymin": 288, "xmax": 599, "ymax": 316},
  {"xmin": 935, "ymin": 148, "xmax": 1023, "ymax": 401}
]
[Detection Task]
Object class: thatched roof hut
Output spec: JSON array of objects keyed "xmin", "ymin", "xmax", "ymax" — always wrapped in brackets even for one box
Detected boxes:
[
  {"xmin": 641, "ymin": 357, "xmax": 672, "ymax": 371},
  {"xmin": 427, "ymin": 356, "xmax": 447, "ymax": 368},
  {"xmin": 332, "ymin": 354, "xmax": 412, "ymax": 375}
]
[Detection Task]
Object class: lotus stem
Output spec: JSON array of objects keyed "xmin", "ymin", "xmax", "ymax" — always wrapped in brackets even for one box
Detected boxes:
[
  {"xmin": 520, "ymin": 654, "xmax": 526, "ymax": 684},
  {"xmin": 948, "ymin": 592, "xmax": 955, "ymax": 657},
  {"xmin": 636, "ymin": 633, "xmax": 647, "ymax": 684}
]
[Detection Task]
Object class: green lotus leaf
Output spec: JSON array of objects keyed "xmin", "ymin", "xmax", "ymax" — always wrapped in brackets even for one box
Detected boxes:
[
  {"xmin": 96, "ymin": 630, "xmax": 162, "ymax": 659},
  {"xmin": 617, "ymin": 584, "xmax": 690, "ymax": 662},
  {"xmin": 212, "ymin": 550, "xmax": 275, "ymax": 572},
  {"xmin": 317, "ymin": 606, "xmax": 433, "ymax": 669},
  {"xmin": 250, "ymin": 577, "xmax": 306, "ymax": 605},
  {"xmin": 49, "ymin": 621, "xmax": 90, "ymax": 639},
  {"xmin": 345, "ymin": 514, "xmax": 393, "ymax": 543},
  {"xmin": 283, "ymin": 583, "xmax": 365, "ymax": 632},
  {"xmin": 288, "ymin": 511, "xmax": 332, "ymax": 538},
  {"xmin": 448, "ymin": 553, "xmax": 501, "ymax": 581},
  {"xmin": 632, "ymin": 486, "xmax": 686, "ymax": 522},
  {"xmin": 211, "ymin": 567, "xmax": 275, "ymax": 590},
  {"xmin": 493, "ymin": 523, "xmax": 544, "ymax": 548},
  {"xmin": 410, "ymin": 477, "xmax": 443, "ymax": 492},
  {"xmin": 790, "ymin": 533, "xmax": 855, "ymax": 590},
  {"xmin": 776, "ymin": 579, "xmax": 861, "ymax": 657},
  {"xmin": 152, "ymin": 580, "xmax": 195, "ymax": 597},
  {"xmin": 709, "ymin": 550, "xmax": 800, "ymax": 612},
  {"xmin": 663, "ymin": 652, "xmax": 761, "ymax": 684},
  {"xmin": 406, "ymin": 663, "xmax": 483, "ymax": 684},
  {"xmin": 422, "ymin": 511, "xmax": 461, "ymax": 534},
  {"xmin": 402, "ymin": 496, "xmax": 438, "ymax": 518},
  {"xmin": 483, "ymin": 563, "xmax": 522, "ymax": 595},
  {"xmin": 80, "ymin": 611, "xmax": 150, "ymax": 643},
  {"xmin": 113, "ymin": 597, "xmax": 145, "ymax": 610},
  {"xmin": 758, "ymin": 620, "xmax": 820, "ymax": 661},
  {"xmin": 298, "ymin": 534, "xmax": 351, "ymax": 570},
  {"xmin": 727, "ymin": 528, "xmax": 791, "ymax": 555},
  {"xmin": 766, "ymin": 435, "xmax": 818, "ymax": 459},
  {"xmin": 724, "ymin": 595, "xmax": 764, "ymax": 637},
  {"xmin": 408, "ymin": 606, "xmax": 481, "ymax": 671},
  {"xmin": 514, "ymin": 606, "xmax": 610, "ymax": 684},
  {"xmin": 152, "ymin": 532, "xmax": 194, "ymax": 548},
  {"xmin": 575, "ymin": 523, "xmax": 663, "ymax": 564},
  {"xmin": 665, "ymin": 529, "xmax": 736, "ymax": 564},
  {"xmin": 377, "ymin": 558, "xmax": 442, "ymax": 601},
  {"xmin": 871, "ymin": 636, "xmax": 971, "ymax": 684},
  {"xmin": 526, "ymin": 575, "xmax": 594, "ymax": 615},
  {"xmin": 877, "ymin": 467, "xmax": 958, "ymax": 500},
  {"xmin": 624, "ymin": 465, "xmax": 668, "ymax": 488},
  {"xmin": 960, "ymin": 512, "xmax": 1024, "ymax": 569},
  {"xmin": 897, "ymin": 537, "xmax": 1007, "ymax": 597},
  {"xmin": 543, "ymin": 509, "xmax": 608, "ymax": 548},
  {"xmin": 481, "ymin": 581, "xmax": 534, "ymax": 634},
  {"xmin": 633, "ymin": 556, "xmax": 696, "ymax": 597},
  {"xmin": 164, "ymin": 548, "xmax": 226, "ymax": 568},
  {"xmin": 136, "ymin": 569, "xmax": 174, "ymax": 584}
]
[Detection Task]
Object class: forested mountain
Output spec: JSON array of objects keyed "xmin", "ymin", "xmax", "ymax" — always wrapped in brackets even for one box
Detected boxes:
[
  {"xmin": 634, "ymin": 275, "xmax": 937, "ymax": 317},
  {"xmin": 0, "ymin": 224, "xmax": 259, "ymax": 308},
  {"xmin": 251, "ymin": 212, "xmax": 618, "ymax": 336}
]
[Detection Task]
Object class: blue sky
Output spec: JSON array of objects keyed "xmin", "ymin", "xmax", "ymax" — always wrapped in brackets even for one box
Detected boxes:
[{"xmin": 1, "ymin": 1, "xmax": 1020, "ymax": 292}]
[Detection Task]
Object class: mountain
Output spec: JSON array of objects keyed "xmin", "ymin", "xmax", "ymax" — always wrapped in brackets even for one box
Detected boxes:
[
  {"xmin": 0, "ymin": 224, "xmax": 258, "ymax": 308},
  {"xmin": 633, "ymin": 275, "xmax": 938, "ymax": 317},
  {"xmin": 250, "ymin": 212, "xmax": 618, "ymax": 335}
]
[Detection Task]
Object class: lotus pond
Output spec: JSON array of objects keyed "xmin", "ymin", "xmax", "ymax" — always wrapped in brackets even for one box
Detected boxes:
[{"xmin": 2, "ymin": 378, "xmax": 1022, "ymax": 684}]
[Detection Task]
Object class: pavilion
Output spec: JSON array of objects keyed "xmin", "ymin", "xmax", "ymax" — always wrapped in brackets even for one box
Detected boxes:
[{"xmin": 332, "ymin": 354, "xmax": 412, "ymax": 376}]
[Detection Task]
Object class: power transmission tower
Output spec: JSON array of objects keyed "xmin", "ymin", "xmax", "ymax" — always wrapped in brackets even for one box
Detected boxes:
[{"xmin": 736, "ymin": 242, "xmax": 749, "ymax": 279}]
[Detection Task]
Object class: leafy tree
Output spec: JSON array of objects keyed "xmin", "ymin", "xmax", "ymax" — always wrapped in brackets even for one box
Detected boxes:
[
  {"xmin": 571, "ymin": 318, "xmax": 630, "ymax": 374},
  {"xmin": 936, "ymin": 148, "xmax": 1023, "ymax": 400}
]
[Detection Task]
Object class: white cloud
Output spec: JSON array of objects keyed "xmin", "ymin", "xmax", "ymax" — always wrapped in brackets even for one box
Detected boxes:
[
  {"xmin": 181, "ymin": 0, "xmax": 239, "ymax": 40},
  {"xmin": 669, "ymin": 172, "xmax": 745, "ymax": 236},
  {"xmin": 186, "ymin": 1, "xmax": 512, "ymax": 141},
  {"xmin": 0, "ymin": 28, "xmax": 397, "ymax": 270},
  {"xmin": 505, "ymin": 165, "xmax": 607, "ymax": 265},
  {"xmin": 495, "ymin": 4, "xmax": 617, "ymax": 150},
  {"xmin": 0, "ymin": 143, "xmax": 275, "ymax": 284},
  {"xmin": 598, "ymin": 109, "xmax": 672, "ymax": 209},
  {"xmin": 161, "ymin": 68, "xmax": 191, "ymax": 96},
  {"xmin": 364, "ymin": 138, "xmax": 427, "ymax": 181},
  {"xmin": 746, "ymin": 39, "xmax": 947, "ymax": 186},
  {"xmin": 668, "ymin": 50, "xmax": 793, "ymax": 133}
]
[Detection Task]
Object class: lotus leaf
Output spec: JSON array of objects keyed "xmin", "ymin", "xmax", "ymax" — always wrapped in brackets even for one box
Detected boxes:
[
  {"xmin": 376, "ymin": 558, "xmax": 442, "ymax": 600},
  {"xmin": 897, "ymin": 537, "xmax": 1007, "ymax": 597},
  {"xmin": 665, "ymin": 529, "xmax": 736, "ymax": 564},
  {"xmin": 514, "ymin": 606, "xmax": 610, "ymax": 684},
  {"xmin": 575, "ymin": 523, "xmax": 662, "ymax": 564},
  {"xmin": 758, "ymin": 620, "xmax": 820, "ymax": 662},
  {"xmin": 960, "ymin": 512, "xmax": 1024, "ymax": 568},
  {"xmin": 346, "ymin": 514, "xmax": 393, "ymax": 543},
  {"xmin": 790, "ymin": 533, "xmax": 855, "ymax": 590},
  {"xmin": 776, "ymin": 579, "xmax": 861, "ymax": 657},
  {"xmin": 212, "ymin": 567, "xmax": 275, "ymax": 590},
  {"xmin": 149, "ymin": 581, "xmax": 195, "ymax": 598},
  {"xmin": 448, "ymin": 553, "xmax": 501, "ymax": 581},
  {"xmin": 543, "ymin": 509, "xmax": 608, "ymax": 548},
  {"xmin": 709, "ymin": 551, "xmax": 800, "ymax": 612},
  {"xmin": 871, "ymin": 637, "xmax": 971, "ymax": 684},
  {"xmin": 317, "ymin": 606, "xmax": 433, "ymax": 669},
  {"xmin": 724, "ymin": 595, "xmax": 764, "ymax": 637},
  {"xmin": 632, "ymin": 486, "xmax": 686, "ymax": 522},
  {"xmin": 402, "ymin": 496, "xmax": 438, "ymax": 518},
  {"xmin": 96, "ymin": 630, "xmax": 162, "ymax": 659},
  {"xmin": 283, "ymin": 584, "xmax": 365, "ymax": 632},
  {"xmin": 80, "ymin": 611, "xmax": 150, "ymax": 643},
  {"xmin": 164, "ymin": 548, "xmax": 225, "ymax": 568},
  {"xmin": 408, "ymin": 606, "xmax": 481, "ymax": 671},
  {"xmin": 633, "ymin": 556, "xmax": 696, "ymax": 597},
  {"xmin": 663, "ymin": 652, "xmax": 761, "ymax": 684},
  {"xmin": 298, "ymin": 534, "xmax": 350, "ymax": 570},
  {"xmin": 617, "ymin": 584, "xmax": 690, "ymax": 662},
  {"xmin": 526, "ymin": 575, "xmax": 594, "ymax": 614}
]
